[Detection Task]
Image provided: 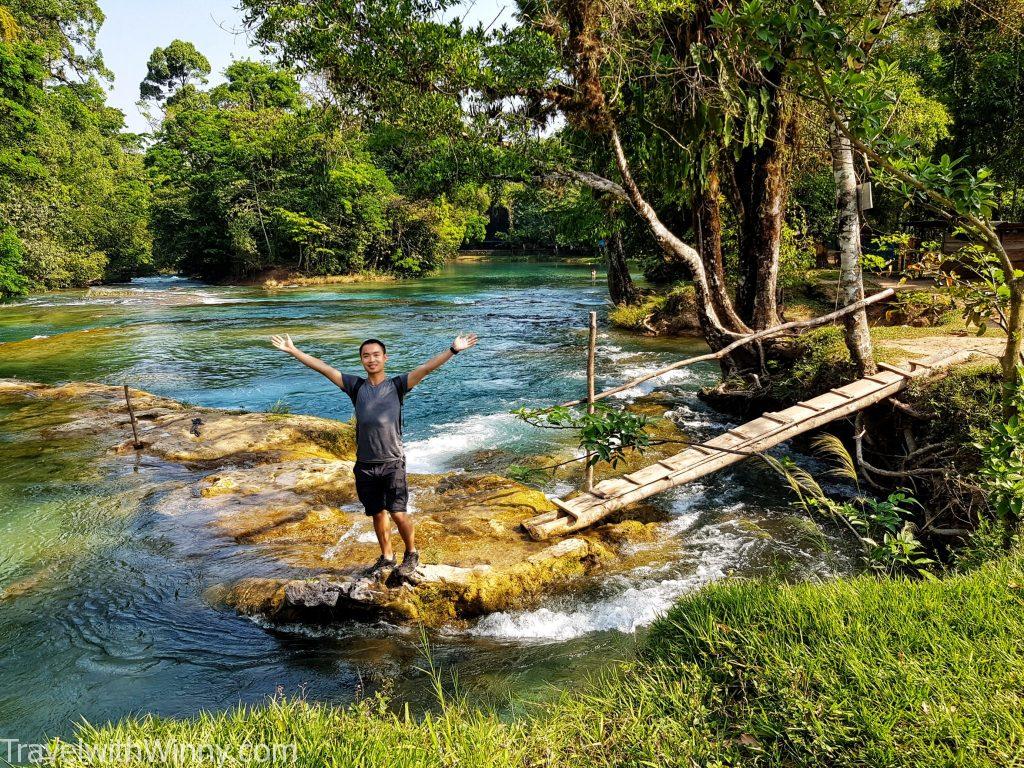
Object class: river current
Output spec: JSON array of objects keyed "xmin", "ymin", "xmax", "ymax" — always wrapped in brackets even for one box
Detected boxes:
[{"xmin": 0, "ymin": 257, "xmax": 854, "ymax": 742}]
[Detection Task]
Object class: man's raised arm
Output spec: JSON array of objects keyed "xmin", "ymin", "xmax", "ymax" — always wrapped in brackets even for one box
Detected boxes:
[
  {"xmin": 270, "ymin": 334, "xmax": 345, "ymax": 389},
  {"xmin": 407, "ymin": 333, "xmax": 478, "ymax": 389}
]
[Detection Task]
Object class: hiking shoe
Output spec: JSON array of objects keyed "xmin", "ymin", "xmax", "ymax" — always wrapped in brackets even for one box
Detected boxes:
[
  {"xmin": 364, "ymin": 555, "xmax": 395, "ymax": 577},
  {"xmin": 397, "ymin": 550, "xmax": 420, "ymax": 578}
]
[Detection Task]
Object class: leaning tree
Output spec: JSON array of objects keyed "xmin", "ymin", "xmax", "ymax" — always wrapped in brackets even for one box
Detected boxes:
[{"xmin": 241, "ymin": 0, "xmax": 818, "ymax": 362}]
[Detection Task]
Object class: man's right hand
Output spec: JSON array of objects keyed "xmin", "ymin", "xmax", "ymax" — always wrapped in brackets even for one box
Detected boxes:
[{"xmin": 270, "ymin": 333, "xmax": 297, "ymax": 353}]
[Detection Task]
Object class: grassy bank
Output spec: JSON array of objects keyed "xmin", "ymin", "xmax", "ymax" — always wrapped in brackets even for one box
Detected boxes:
[
  {"xmin": 258, "ymin": 270, "xmax": 399, "ymax": 288},
  {"xmin": 51, "ymin": 551, "xmax": 1024, "ymax": 767}
]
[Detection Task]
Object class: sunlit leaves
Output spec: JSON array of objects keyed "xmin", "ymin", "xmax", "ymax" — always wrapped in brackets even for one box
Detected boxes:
[
  {"xmin": 513, "ymin": 403, "xmax": 653, "ymax": 468},
  {"xmin": 0, "ymin": 224, "xmax": 29, "ymax": 298},
  {"xmin": 139, "ymin": 40, "xmax": 211, "ymax": 103},
  {"xmin": 975, "ymin": 372, "xmax": 1024, "ymax": 526},
  {"xmin": 762, "ymin": 445, "xmax": 935, "ymax": 576},
  {"xmin": 712, "ymin": 0, "xmax": 1001, "ymax": 250}
]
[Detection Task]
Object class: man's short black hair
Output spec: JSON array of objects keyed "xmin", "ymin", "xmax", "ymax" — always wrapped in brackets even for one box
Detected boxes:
[{"xmin": 359, "ymin": 338, "xmax": 387, "ymax": 355}]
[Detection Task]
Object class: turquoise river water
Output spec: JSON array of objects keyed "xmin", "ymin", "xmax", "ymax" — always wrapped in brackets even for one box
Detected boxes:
[{"xmin": 0, "ymin": 257, "xmax": 854, "ymax": 743}]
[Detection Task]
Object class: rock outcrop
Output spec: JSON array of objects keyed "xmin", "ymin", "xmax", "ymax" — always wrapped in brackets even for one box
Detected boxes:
[{"xmin": 0, "ymin": 378, "xmax": 686, "ymax": 627}]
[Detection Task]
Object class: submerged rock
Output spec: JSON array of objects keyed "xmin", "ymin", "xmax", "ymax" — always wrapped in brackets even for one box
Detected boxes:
[{"xmin": 0, "ymin": 378, "xmax": 355, "ymax": 466}]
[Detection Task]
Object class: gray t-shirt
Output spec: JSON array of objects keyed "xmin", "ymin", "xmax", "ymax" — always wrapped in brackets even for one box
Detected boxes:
[{"xmin": 341, "ymin": 372, "xmax": 411, "ymax": 463}]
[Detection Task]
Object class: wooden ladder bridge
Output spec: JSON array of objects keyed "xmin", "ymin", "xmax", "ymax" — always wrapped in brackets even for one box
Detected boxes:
[{"xmin": 523, "ymin": 347, "xmax": 974, "ymax": 541}]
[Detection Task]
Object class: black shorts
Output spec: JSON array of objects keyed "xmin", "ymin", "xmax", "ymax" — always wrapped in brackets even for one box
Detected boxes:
[{"xmin": 353, "ymin": 459, "xmax": 408, "ymax": 516}]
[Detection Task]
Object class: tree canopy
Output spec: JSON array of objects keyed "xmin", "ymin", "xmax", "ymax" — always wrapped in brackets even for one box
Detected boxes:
[
  {"xmin": 0, "ymin": 0, "xmax": 1022, "ymax": 331},
  {"xmin": 0, "ymin": 0, "xmax": 150, "ymax": 297},
  {"xmin": 139, "ymin": 39, "xmax": 211, "ymax": 103},
  {"xmin": 144, "ymin": 57, "xmax": 493, "ymax": 280}
]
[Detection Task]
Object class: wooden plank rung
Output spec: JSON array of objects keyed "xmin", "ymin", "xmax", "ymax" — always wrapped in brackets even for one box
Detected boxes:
[
  {"xmin": 623, "ymin": 465, "xmax": 672, "ymax": 484},
  {"xmin": 794, "ymin": 401, "xmax": 824, "ymax": 412},
  {"xmin": 520, "ymin": 350, "xmax": 965, "ymax": 540},
  {"xmin": 877, "ymin": 362, "xmax": 912, "ymax": 376},
  {"xmin": 551, "ymin": 497, "xmax": 583, "ymax": 519},
  {"xmin": 727, "ymin": 428, "xmax": 755, "ymax": 440},
  {"xmin": 596, "ymin": 477, "xmax": 650, "ymax": 497}
]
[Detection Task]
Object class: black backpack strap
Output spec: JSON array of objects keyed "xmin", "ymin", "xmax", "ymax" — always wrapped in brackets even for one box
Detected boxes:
[
  {"xmin": 391, "ymin": 375, "xmax": 407, "ymax": 405},
  {"xmin": 391, "ymin": 375, "xmax": 407, "ymax": 435},
  {"xmin": 346, "ymin": 378, "xmax": 364, "ymax": 444},
  {"xmin": 346, "ymin": 377, "xmax": 364, "ymax": 407}
]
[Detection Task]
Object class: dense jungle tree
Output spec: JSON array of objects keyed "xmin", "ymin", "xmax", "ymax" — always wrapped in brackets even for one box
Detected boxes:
[
  {"xmin": 139, "ymin": 39, "xmax": 211, "ymax": 103},
  {"xmin": 145, "ymin": 57, "xmax": 489, "ymax": 280},
  {"xmin": 238, "ymin": 0, "xmax": 820, "ymax": 358},
  {"xmin": 717, "ymin": 0, "xmax": 1023, "ymax": 409},
  {"xmin": 912, "ymin": 1, "xmax": 1024, "ymax": 219},
  {"xmin": 0, "ymin": 1, "xmax": 151, "ymax": 297}
]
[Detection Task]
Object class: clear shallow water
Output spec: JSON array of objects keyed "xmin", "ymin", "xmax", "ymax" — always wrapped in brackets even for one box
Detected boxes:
[{"xmin": 0, "ymin": 259, "xmax": 854, "ymax": 742}]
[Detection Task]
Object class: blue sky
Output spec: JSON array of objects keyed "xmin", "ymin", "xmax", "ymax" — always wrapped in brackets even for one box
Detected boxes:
[
  {"xmin": 97, "ymin": 0, "xmax": 260, "ymax": 133},
  {"xmin": 96, "ymin": 0, "xmax": 512, "ymax": 134}
]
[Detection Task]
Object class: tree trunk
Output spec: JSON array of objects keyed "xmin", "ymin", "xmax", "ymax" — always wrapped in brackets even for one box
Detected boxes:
[
  {"xmin": 732, "ymin": 81, "xmax": 795, "ymax": 330},
  {"xmin": 830, "ymin": 121, "xmax": 877, "ymax": 376},
  {"xmin": 607, "ymin": 230, "xmax": 640, "ymax": 305},
  {"xmin": 1001, "ymin": 277, "xmax": 1024, "ymax": 417},
  {"xmin": 695, "ymin": 167, "xmax": 749, "ymax": 333},
  {"xmin": 606, "ymin": 128, "xmax": 742, "ymax": 350}
]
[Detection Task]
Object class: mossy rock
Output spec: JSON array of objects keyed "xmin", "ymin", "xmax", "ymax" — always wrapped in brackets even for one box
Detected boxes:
[{"xmin": 608, "ymin": 284, "xmax": 700, "ymax": 336}]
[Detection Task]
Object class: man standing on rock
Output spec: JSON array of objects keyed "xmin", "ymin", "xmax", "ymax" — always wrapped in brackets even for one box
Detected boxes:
[{"xmin": 270, "ymin": 332, "xmax": 478, "ymax": 579}]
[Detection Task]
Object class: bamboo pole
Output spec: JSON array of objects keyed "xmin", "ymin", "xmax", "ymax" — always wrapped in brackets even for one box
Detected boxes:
[
  {"xmin": 560, "ymin": 288, "xmax": 895, "ymax": 408},
  {"xmin": 585, "ymin": 311, "xmax": 597, "ymax": 491},
  {"xmin": 124, "ymin": 385, "xmax": 143, "ymax": 449}
]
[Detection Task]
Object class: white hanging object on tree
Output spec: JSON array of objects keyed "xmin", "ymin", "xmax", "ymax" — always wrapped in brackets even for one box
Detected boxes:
[{"xmin": 857, "ymin": 181, "xmax": 874, "ymax": 211}]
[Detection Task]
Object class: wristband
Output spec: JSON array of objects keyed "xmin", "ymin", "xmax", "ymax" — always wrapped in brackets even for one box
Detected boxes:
[{"xmin": 449, "ymin": 345, "xmax": 460, "ymax": 355}]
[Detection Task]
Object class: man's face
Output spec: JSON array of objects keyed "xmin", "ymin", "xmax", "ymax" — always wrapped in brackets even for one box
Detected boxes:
[{"xmin": 360, "ymin": 343, "xmax": 387, "ymax": 374}]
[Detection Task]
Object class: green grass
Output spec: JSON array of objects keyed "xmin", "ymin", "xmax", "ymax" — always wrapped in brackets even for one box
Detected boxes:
[
  {"xmin": 609, "ymin": 283, "xmax": 697, "ymax": 331},
  {"xmin": 608, "ymin": 294, "xmax": 667, "ymax": 330},
  {"xmin": 868, "ymin": 320, "xmax": 1002, "ymax": 341},
  {"xmin": 48, "ymin": 550, "xmax": 1024, "ymax": 767},
  {"xmin": 642, "ymin": 556, "xmax": 1024, "ymax": 766}
]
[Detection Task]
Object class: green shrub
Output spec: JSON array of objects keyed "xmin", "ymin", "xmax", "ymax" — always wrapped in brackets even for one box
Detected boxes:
[
  {"xmin": 779, "ymin": 221, "xmax": 816, "ymax": 291},
  {"xmin": 905, "ymin": 363, "xmax": 1002, "ymax": 452},
  {"xmin": 974, "ymin": 374, "xmax": 1024, "ymax": 536},
  {"xmin": 955, "ymin": 517, "xmax": 1020, "ymax": 573},
  {"xmin": 769, "ymin": 325, "xmax": 856, "ymax": 399}
]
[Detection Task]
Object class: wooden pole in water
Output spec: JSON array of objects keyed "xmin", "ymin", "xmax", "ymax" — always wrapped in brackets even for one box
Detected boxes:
[
  {"xmin": 124, "ymin": 385, "xmax": 143, "ymax": 449},
  {"xmin": 586, "ymin": 311, "xmax": 597, "ymax": 491}
]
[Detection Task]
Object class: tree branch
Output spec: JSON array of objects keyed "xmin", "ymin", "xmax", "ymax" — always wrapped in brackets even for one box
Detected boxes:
[
  {"xmin": 559, "ymin": 287, "xmax": 896, "ymax": 407},
  {"xmin": 546, "ymin": 169, "xmax": 629, "ymax": 201}
]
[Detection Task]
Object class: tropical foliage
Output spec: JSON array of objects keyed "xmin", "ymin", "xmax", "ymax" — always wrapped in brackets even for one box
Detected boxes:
[
  {"xmin": 143, "ymin": 57, "xmax": 499, "ymax": 281},
  {"xmin": 0, "ymin": 0, "xmax": 151, "ymax": 297}
]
